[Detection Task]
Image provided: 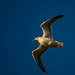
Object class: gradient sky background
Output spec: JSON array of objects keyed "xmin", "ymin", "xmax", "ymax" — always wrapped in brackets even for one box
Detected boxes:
[{"xmin": 0, "ymin": 0, "xmax": 75, "ymax": 75}]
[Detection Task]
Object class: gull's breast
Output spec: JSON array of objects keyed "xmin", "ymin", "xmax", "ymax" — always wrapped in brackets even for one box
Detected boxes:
[{"xmin": 39, "ymin": 38, "xmax": 51, "ymax": 47}]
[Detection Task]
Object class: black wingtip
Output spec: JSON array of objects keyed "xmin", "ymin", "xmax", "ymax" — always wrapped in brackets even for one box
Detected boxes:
[
  {"xmin": 44, "ymin": 71, "xmax": 47, "ymax": 74},
  {"xmin": 52, "ymin": 14, "xmax": 65, "ymax": 20},
  {"xmin": 38, "ymin": 64, "xmax": 47, "ymax": 74},
  {"xmin": 61, "ymin": 14, "xmax": 65, "ymax": 16},
  {"xmin": 58, "ymin": 14, "xmax": 65, "ymax": 18},
  {"xmin": 43, "ymin": 69, "xmax": 47, "ymax": 74}
]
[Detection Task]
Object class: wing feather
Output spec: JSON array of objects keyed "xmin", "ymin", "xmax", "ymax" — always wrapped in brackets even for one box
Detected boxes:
[
  {"xmin": 32, "ymin": 45, "xmax": 48, "ymax": 73},
  {"xmin": 40, "ymin": 14, "xmax": 65, "ymax": 39}
]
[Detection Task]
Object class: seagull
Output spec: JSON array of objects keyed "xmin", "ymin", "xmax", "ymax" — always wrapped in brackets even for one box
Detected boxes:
[{"xmin": 32, "ymin": 14, "xmax": 65, "ymax": 74}]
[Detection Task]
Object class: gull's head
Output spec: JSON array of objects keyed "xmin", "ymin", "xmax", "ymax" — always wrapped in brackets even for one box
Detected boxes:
[{"xmin": 33, "ymin": 37, "xmax": 41, "ymax": 41}]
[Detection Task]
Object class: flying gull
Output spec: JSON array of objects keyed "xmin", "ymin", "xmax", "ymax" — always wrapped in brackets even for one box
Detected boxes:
[{"xmin": 32, "ymin": 14, "xmax": 65, "ymax": 74}]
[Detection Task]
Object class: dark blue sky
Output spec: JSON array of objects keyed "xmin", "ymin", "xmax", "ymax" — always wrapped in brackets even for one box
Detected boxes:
[{"xmin": 0, "ymin": 0, "xmax": 75, "ymax": 75}]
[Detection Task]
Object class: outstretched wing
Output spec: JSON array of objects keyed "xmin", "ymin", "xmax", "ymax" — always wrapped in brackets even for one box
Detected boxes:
[
  {"xmin": 32, "ymin": 45, "xmax": 48, "ymax": 74},
  {"xmin": 40, "ymin": 14, "xmax": 65, "ymax": 39}
]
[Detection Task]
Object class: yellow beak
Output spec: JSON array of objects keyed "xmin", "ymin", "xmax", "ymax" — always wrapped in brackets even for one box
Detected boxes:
[{"xmin": 33, "ymin": 39, "xmax": 35, "ymax": 41}]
